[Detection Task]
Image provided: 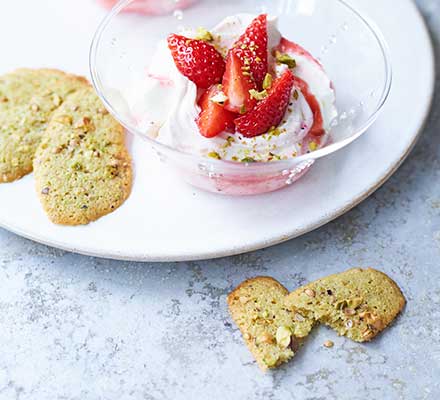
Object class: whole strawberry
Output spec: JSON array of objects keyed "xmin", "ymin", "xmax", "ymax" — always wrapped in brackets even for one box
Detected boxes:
[
  {"xmin": 235, "ymin": 70, "xmax": 295, "ymax": 138},
  {"xmin": 167, "ymin": 34, "xmax": 225, "ymax": 89}
]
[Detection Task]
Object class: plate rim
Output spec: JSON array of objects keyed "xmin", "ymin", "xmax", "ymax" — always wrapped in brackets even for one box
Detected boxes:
[{"xmin": 0, "ymin": 0, "xmax": 435, "ymax": 262}]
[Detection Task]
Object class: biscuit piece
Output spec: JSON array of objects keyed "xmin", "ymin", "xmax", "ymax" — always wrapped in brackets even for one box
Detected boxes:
[
  {"xmin": 33, "ymin": 86, "xmax": 132, "ymax": 225},
  {"xmin": 285, "ymin": 268, "xmax": 406, "ymax": 342},
  {"xmin": 0, "ymin": 69, "xmax": 88, "ymax": 182},
  {"xmin": 228, "ymin": 277, "xmax": 314, "ymax": 370}
]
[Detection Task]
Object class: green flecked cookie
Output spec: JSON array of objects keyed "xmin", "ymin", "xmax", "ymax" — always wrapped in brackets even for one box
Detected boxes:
[
  {"xmin": 0, "ymin": 69, "xmax": 89, "ymax": 183},
  {"xmin": 33, "ymin": 86, "xmax": 132, "ymax": 226},
  {"xmin": 285, "ymin": 268, "xmax": 406, "ymax": 342},
  {"xmin": 227, "ymin": 277, "xmax": 315, "ymax": 370}
]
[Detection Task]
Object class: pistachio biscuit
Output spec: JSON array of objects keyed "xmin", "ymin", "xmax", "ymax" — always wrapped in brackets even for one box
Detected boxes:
[
  {"xmin": 228, "ymin": 269, "xmax": 405, "ymax": 370},
  {"xmin": 0, "ymin": 69, "xmax": 88, "ymax": 182},
  {"xmin": 285, "ymin": 268, "xmax": 406, "ymax": 342},
  {"xmin": 33, "ymin": 86, "xmax": 132, "ymax": 225},
  {"xmin": 227, "ymin": 277, "xmax": 315, "ymax": 370}
]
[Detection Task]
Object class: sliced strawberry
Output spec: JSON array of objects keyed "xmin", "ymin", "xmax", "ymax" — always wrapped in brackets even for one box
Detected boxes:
[
  {"xmin": 235, "ymin": 69, "xmax": 295, "ymax": 138},
  {"xmin": 196, "ymin": 85, "xmax": 237, "ymax": 138},
  {"xmin": 222, "ymin": 50, "xmax": 257, "ymax": 114},
  {"xmin": 167, "ymin": 34, "xmax": 225, "ymax": 89},
  {"xmin": 292, "ymin": 76, "xmax": 325, "ymax": 137},
  {"xmin": 233, "ymin": 14, "xmax": 268, "ymax": 88}
]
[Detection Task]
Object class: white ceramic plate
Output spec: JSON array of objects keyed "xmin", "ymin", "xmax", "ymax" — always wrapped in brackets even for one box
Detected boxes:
[{"xmin": 0, "ymin": 0, "xmax": 434, "ymax": 261}]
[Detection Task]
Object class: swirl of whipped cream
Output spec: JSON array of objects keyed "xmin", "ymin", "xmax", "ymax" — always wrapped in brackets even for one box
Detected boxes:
[{"xmin": 129, "ymin": 14, "xmax": 337, "ymax": 162}]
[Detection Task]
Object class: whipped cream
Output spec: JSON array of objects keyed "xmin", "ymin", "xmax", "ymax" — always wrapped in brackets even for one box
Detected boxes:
[{"xmin": 130, "ymin": 14, "xmax": 337, "ymax": 162}]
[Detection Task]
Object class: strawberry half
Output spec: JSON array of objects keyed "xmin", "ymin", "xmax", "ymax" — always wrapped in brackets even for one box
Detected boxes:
[
  {"xmin": 222, "ymin": 50, "xmax": 257, "ymax": 114},
  {"xmin": 235, "ymin": 69, "xmax": 295, "ymax": 138},
  {"xmin": 167, "ymin": 34, "xmax": 225, "ymax": 89},
  {"xmin": 233, "ymin": 14, "xmax": 268, "ymax": 88},
  {"xmin": 196, "ymin": 85, "xmax": 237, "ymax": 138}
]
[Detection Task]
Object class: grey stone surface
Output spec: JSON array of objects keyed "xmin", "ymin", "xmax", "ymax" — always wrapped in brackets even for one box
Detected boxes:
[{"xmin": 1, "ymin": 1, "xmax": 439, "ymax": 399}]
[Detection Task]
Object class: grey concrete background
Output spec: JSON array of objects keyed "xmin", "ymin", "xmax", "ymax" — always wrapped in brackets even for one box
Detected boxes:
[{"xmin": 1, "ymin": 1, "xmax": 439, "ymax": 399}]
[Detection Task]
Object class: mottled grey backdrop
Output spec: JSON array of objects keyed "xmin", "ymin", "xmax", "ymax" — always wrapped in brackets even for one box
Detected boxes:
[{"xmin": 1, "ymin": 1, "xmax": 439, "ymax": 399}]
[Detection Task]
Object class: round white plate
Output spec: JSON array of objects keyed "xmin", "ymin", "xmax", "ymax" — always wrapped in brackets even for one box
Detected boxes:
[{"xmin": 0, "ymin": 0, "xmax": 434, "ymax": 261}]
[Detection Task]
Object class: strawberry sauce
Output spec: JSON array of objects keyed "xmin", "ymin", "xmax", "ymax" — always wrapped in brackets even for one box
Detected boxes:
[
  {"xmin": 276, "ymin": 38, "xmax": 324, "ymax": 70},
  {"xmin": 291, "ymin": 76, "xmax": 325, "ymax": 137}
]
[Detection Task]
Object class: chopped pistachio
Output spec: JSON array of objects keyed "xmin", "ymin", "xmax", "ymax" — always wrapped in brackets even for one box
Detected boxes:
[
  {"xmin": 293, "ymin": 90, "xmax": 299, "ymax": 100},
  {"xmin": 262, "ymin": 73, "xmax": 273, "ymax": 90},
  {"xmin": 97, "ymin": 108, "xmax": 109, "ymax": 115},
  {"xmin": 362, "ymin": 329, "xmax": 374, "ymax": 339},
  {"xmin": 343, "ymin": 308, "xmax": 356, "ymax": 316},
  {"xmin": 249, "ymin": 89, "xmax": 268, "ymax": 101},
  {"xmin": 268, "ymin": 126, "xmax": 282, "ymax": 136},
  {"xmin": 294, "ymin": 313, "xmax": 306, "ymax": 322},
  {"xmin": 336, "ymin": 300, "xmax": 348, "ymax": 310},
  {"xmin": 241, "ymin": 157, "xmax": 256, "ymax": 163},
  {"xmin": 240, "ymin": 105, "xmax": 247, "ymax": 114},
  {"xmin": 369, "ymin": 318, "xmax": 384, "ymax": 331},
  {"xmin": 54, "ymin": 115, "xmax": 73, "ymax": 125},
  {"xmin": 52, "ymin": 94, "xmax": 62, "ymax": 107},
  {"xmin": 71, "ymin": 161, "xmax": 83, "ymax": 172},
  {"xmin": 276, "ymin": 51, "xmax": 297, "ymax": 69},
  {"xmin": 257, "ymin": 332, "xmax": 274, "ymax": 345},
  {"xmin": 276, "ymin": 326, "xmax": 292, "ymax": 349},
  {"xmin": 194, "ymin": 27, "xmax": 214, "ymax": 42},
  {"xmin": 309, "ymin": 141, "xmax": 318, "ymax": 151},
  {"xmin": 348, "ymin": 297, "xmax": 364, "ymax": 309},
  {"xmin": 210, "ymin": 91, "xmax": 228, "ymax": 105},
  {"xmin": 243, "ymin": 333, "xmax": 251, "ymax": 340},
  {"xmin": 263, "ymin": 354, "xmax": 279, "ymax": 368},
  {"xmin": 207, "ymin": 151, "xmax": 221, "ymax": 160}
]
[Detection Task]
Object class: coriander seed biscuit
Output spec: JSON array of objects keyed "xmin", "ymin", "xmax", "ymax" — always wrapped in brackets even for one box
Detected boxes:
[
  {"xmin": 285, "ymin": 268, "xmax": 406, "ymax": 342},
  {"xmin": 227, "ymin": 277, "xmax": 314, "ymax": 370},
  {"xmin": 33, "ymin": 86, "xmax": 132, "ymax": 225},
  {"xmin": 0, "ymin": 68, "xmax": 89, "ymax": 182}
]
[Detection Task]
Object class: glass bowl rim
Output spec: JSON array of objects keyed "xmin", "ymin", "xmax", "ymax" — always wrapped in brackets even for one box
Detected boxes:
[{"xmin": 89, "ymin": 0, "xmax": 393, "ymax": 169}]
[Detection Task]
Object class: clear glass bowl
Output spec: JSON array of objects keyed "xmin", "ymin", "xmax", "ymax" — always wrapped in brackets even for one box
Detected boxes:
[{"xmin": 90, "ymin": 0, "xmax": 392, "ymax": 195}]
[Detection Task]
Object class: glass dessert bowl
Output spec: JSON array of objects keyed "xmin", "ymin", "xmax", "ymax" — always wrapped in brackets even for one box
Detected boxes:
[{"xmin": 90, "ymin": 0, "xmax": 392, "ymax": 195}]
